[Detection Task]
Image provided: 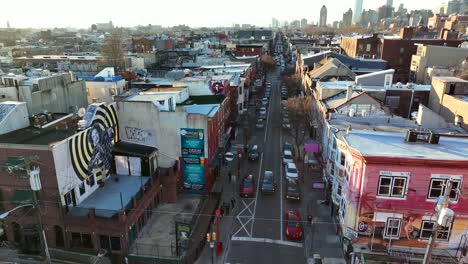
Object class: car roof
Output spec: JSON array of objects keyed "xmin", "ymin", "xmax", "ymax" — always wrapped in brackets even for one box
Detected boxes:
[
  {"xmin": 251, "ymin": 145, "xmax": 258, "ymax": 150},
  {"xmin": 284, "ymin": 150, "xmax": 292, "ymax": 155},
  {"xmin": 286, "ymin": 210, "xmax": 301, "ymax": 219},
  {"xmin": 264, "ymin": 171, "xmax": 273, "ymax": 177},
  {"xmin": 287, "ymin": 162, "xmax": 297, "ymax": 169}
]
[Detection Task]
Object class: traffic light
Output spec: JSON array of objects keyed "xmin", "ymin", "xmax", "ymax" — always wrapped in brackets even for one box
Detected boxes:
[
  {"xmin": 206, "ymin": 233, "xmax": 211, "ymax": 242},
  {"xmin": 211, "ymin": 232, "xmax": 216, "ymax": 241}
]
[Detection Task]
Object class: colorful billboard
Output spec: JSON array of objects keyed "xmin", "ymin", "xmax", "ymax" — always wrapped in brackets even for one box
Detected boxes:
[{"xmin": 180, "ymin": 128, "xmax": 205, "ymax": 193}]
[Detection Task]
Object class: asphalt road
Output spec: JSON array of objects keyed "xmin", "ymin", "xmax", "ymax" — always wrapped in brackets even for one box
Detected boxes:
[{"xmin": 226, "ymin": 65, "xmax": 307, "ymax": 264}]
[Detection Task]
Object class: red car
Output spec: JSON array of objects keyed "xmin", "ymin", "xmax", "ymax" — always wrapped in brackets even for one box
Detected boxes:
[
  {"xmin": 284, "ymin": 210, "xmax": 303, "ymax": 240},
  {"xmin": 240, "ymin": 174, "xmax": 255, "ymax": 198}
]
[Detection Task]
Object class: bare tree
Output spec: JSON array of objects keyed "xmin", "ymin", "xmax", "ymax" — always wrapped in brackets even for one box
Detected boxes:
[
  {"xmin": 282, "ymin": 73, "xmax": 302, "ymax": 96},
  {"xmin": 261, "ymin": 55, "xmax": 276, "ymax": 72},
  {"xmin": 282, "ymin": 96, "xmax": 317, "ymax": 160},
  {"xmin": 101, "ymin": 30, "xmax": 126, "ymax": 72}
]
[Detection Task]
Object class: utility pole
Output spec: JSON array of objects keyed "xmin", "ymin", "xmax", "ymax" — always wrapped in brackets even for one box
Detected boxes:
[
  {"xmin": 422, "ymin": 180, "xmax": 453, "ymax": 264},
  {"xmin": 24, "ymin": 158, "xmax": 51, "ymax": 264}
]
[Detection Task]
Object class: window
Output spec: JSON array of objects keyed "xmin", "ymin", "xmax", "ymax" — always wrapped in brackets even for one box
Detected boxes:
[
  {"xmin": 420, "ymin": 220, "xmax": 434, "ymax": 240},
  {"xmin": 337, "ymin": 183, "xmax": 342, "ymax": 196},
  {"xmin": 340, "ymin": 152, "xmax": 345, "ymax": 166},
  {"xmin": 110, "ymin": 237, "xmax": 121, "ymax": 251},
  {"xmin": 420, "ymin": 221, "xmax": 452, "ymax": 241},
  {"xmin": 385, "ymin": 218, "xmax": 401, "ymax": 238},
  {"xmin": 385, "ymin": 96, "xmax": 400, "ymax": 109},
  {"xmin": 330, "ymin": 163, "xmax": 335, "ymax": 176},
  {"xmin": 377, "ymin": 175, "xmax": 408, "ymax": 198},
  {"xmin": 427, "ymin": 178, "xmax": 461, "ymax": 201},
  {"xmin": 400, "ymin": 47, "xmax": 405, "ymax": 54},
  {"xmin": 366, "ymin": 44, "xmax": 371, "ymax": 52},
  {"xmin": 79, "ymin": 182, "xmax": 86, "ymax": 195}
]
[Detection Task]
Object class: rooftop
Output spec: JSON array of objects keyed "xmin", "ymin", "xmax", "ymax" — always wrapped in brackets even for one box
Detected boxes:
[
  {"xmin": 69, "ymin": 175, "xmax": 151, "ymax": 218},
  {"xmin": 15, "ymin": 55, "xmax": 102, "ymax": 61},
  {"xmin": 184, "ymin": 104, "xmax": 220, "ymax": 118},
  {"xmin": 0, "ymin": 116, "xmax": 76, "ymax": 146},
  {"xmin": 318, "ymin": 81, "xmax": 432, "ymax": 92},
  {"xmin": 181, "ymin": 95, "xmax": 224, "ymax": 105},
  {"xmin": 344, "ymin": 130, "xmax": 468, "ymax": 161},
  {"xmin": 433, "ymin": 76, "xmax": 468, "ymax": 83},
  {"xmin": 126, "ymin": 93, "xmax": 174, "ymax": 102}
]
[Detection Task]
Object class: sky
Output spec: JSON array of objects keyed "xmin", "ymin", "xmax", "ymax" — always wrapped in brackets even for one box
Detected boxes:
[{"xmin": 1, "ymin": 0, "xmax": 443, "ymax": 29}]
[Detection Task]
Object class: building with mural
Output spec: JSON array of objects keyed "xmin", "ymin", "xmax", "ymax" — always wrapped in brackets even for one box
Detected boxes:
[
  {"xmin": 336, "ymin": 129, "xmax": 468, "ymax": 262},
  {"xmin": 0, "ymin": 102, "xmax": 177, "ymax": 262}
]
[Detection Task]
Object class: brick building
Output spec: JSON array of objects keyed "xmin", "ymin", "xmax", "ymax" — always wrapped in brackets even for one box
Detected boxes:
[
  {"xmin": 340, "ymin": 27, "xmax": 463, "ymax": 83},
  {"xmin": 0, "ymin": 103, "xmax": 178, "ymax": 263},
  {"xmin": 234, "ymin": 44, "xmax": 264, "ymax": 57}
]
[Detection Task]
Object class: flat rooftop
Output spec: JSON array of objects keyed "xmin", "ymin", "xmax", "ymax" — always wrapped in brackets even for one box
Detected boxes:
[
  {"xmin": 0, "ymin": 121, "xmax": 76, "ymax": 146},
  {"xmin": 126, "ymin": 93, "xmax": 174, "ymax": 102},
  {"xmin": 433, "ymin": 76, "xmax": 468, "ymax": 83},
  {"xmin": 319, "ymin": 81, "xmax": 432, "ymax": 92},
  {"xmin": 69, "ymin": 175, "xmax": 151, "ymax": 218},
  {"xmin": 184, "ymin": 104, "xmax": 220, "ymax": 117},
  {"xmin": 344, "ymin": 130, "xmax": 468, "ymax": 161}
]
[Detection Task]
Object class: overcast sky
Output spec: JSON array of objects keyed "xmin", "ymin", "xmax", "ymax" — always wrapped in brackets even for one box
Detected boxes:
[{"xmin": 1, "ymin": 0, "xmax": 443, "ymax": 29}]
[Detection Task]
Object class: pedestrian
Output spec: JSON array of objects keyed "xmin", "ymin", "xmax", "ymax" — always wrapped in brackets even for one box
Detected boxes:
[
  {"xmin": 230, "ymin": 197, "xmax": 236, "ymax": 209},
  {"xmin": 228, "ymin": 171, "xmax": 232, "ymax": 183}
]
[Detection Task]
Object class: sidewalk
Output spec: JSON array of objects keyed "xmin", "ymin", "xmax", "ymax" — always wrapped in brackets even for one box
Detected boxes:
[
  {"xmin": 303, "ymin": 156, "xmax": 346, "ymax": 264},
  {"xmin": 195, "ymin": 159, "xmax": 238, "ymax": 264}
]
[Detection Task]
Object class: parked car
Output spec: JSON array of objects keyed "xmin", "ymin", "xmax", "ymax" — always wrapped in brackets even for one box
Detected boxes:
[
  {"xmin": 282, "ymin": 150, "xmax": 294, "ymax": 164},
  {"xmin": 248, "ymin": 145, "xmax": 259, "ymax": 161},
  {"xmin": 240, "ymin": 174, "xmax": 255, "ymax": 198},
  {"xmin": 285, "ymin": 179, "xmax": 301, "ymax": 201},
  {"xmin": 285, "ymin": 162, "xmax": 298, "ymax": 179},
  {"xmin": 284, "ymin": 210, "xmax": 303, "ymax": 240},
  {"xmin": 261, "ymin": 171, "xmax": 276, "ymax": 194},
  {"xmin": 267, "ymin": 82, "xmax": 271, "ymax": 87},
  {"xmin": 283, "ymin": 142, "xmax": 294, "ymax": 156},
  {"xmin": 259, "ymin": 107, "xmax": 267, "ymax": 115},
  {"xmin": 262, "ymin": 98, "xmax": 268, "ymax": 106},
  {"xmin": 308, "ymin": 254, "xmax": 322, "ymax": 264},
  {"xmin": 259, "ymin": 112, "xmax": 267, "ymax": 120},
  {"xmin": 265, "ymin": 91, "xmax": 271, "ymax": 98},
  {"xmin": 282, "ymin": 118, "xmax": 291, "ymax": 129},
  {"xmin": 256, "ymin": 119, "xmax": 264, "ymax": 129}
]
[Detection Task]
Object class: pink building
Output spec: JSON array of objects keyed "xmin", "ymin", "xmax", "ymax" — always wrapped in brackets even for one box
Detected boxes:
[{"xmin": 340, "ymin": 130, "xmax": 468, "ymax": 262}]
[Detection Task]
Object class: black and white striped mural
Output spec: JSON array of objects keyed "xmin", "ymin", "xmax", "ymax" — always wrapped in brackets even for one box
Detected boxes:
[{"xmin": 68, "ymin": 104, "xmax": 119, "ymax": 181}]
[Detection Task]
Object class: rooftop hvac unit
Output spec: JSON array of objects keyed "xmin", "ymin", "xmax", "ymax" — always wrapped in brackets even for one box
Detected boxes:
[{"xmin": 428, "ymin": 132, "xmax": 440, "ymax": 144}]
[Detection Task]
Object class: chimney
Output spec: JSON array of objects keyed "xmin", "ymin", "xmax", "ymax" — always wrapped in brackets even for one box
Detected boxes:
[
  {"xmin": 400, "ymin": 27, "xmax": 414, "ymax": 40},
  {"xmin": 346, "ymin": 85, "xmax": 353, "ymax": 101}
]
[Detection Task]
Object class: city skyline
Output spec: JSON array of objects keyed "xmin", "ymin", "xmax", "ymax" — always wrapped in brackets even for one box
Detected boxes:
[{"xmin": 1, "ymin": 0, "xmax": 446, "ymax": 29}]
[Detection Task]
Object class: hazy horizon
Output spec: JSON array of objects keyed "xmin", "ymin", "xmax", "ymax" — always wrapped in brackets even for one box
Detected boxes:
[{"xmin": 1, "ymin": 0, "xmax": 443, "ymax": 29}]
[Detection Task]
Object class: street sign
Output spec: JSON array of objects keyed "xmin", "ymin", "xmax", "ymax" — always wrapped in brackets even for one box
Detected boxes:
[{"xmin": 225, "ymin": 152, "xmax": 234, "ymax": 162}]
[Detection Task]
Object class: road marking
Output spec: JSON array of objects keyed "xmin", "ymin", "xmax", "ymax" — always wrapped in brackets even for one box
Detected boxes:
[
  {"xmin": 231, "ymin": 236, "xmax": 303, "ymax": 248},
  {"xmin": 249, "ymin": 152, "xmax": 263, "ymax": 237},
  {"xmin": 232, "ymin": 199, "xmax": 255, "ymax": 238}
]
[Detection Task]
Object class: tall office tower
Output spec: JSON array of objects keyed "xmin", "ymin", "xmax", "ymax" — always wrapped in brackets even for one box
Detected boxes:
[
  {"xmin": 320, "ymin": 5, "xmax": 328, "ymax": 27},
  {"xmin": 353, "ymin": 0, "xmax": 363, "ymax": 24}
]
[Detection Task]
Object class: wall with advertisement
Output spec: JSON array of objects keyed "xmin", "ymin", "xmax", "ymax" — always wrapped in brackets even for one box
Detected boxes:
[{"xmin": 181, "ymin": 128, "xmax": 206, "ymax": 193}]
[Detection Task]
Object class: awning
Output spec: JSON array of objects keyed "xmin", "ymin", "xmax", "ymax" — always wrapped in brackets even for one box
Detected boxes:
[{"xmin": 11, "ymin": 189, "xmax": 33, "ymax": 204}]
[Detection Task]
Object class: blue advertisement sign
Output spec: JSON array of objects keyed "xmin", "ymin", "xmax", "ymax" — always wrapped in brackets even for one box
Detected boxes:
[
  {"xmin": 181, "ymin": 128, "xmax": 204, "ymax": 157},
  {"xmin": 181, "ymin": 128, "xmax": 205, "ymax": 193}
]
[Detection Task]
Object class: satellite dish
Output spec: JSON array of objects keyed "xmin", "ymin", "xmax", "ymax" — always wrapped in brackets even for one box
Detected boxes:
[{"xmin": 77, "ymin": 107, "xmax": 86, "ymax": 117}]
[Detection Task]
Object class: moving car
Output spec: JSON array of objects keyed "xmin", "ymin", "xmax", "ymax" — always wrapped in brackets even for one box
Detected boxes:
[
  {"xmin": 240, "ymin": 174, "xmax": 255, "ymax": 198},
  {"xmin": 261, "ymin": 171, "xmax": 276, "ymax": 194},
  {"xmin": 285, "ymin": 179, "xmax": 301, "ymax": 201},
  {"xmin": 256, "ymin": 119, "xmax": 264, "ymax": 129},
  {"xmin": 284, "ymin": 210, "xmax": 303, "ymax": 240},
  {"xmin": 285, "ymin": 162, "xmax": 298, "ymax": 179},
  {"xmin": 282, "ymin": 150, "xmax": 293, "ymax": 164},
  {"xmin": 248, "ymin": 145, "xmax": 259, "ymax": 161}
]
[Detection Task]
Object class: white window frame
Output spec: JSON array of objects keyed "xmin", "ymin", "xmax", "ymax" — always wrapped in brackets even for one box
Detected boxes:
[
  {"xmin": 419, "ymin": 220, "xmax": 452, "ymax": 241},
  {"xmin": 427, "ymin": 175, "xmax": 462, "ymax": 203},
  {"xmin": 377, "ymin": 175, "xmax": 408, "ymax": 199},
  {"xmin": 384, "ymin": 217, "xmax": 402, "ymax": 239},
  {"xmin": 419, "ymin": 220, "xmax": 434, "ymax": 240}
]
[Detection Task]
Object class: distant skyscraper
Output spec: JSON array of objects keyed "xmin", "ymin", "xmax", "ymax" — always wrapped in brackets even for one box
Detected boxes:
[
  {"xmin": 353, "ymin": 0, "xmax": 363, "ymax": 24},
  {"xmin": 320, "ymin": 5, "xmax": 328, "ymax": 27},
  {"xmin": 6, "ymin": 21, "xmax": 10, "ymax": 29},
  {"xmin": 342, "ymin": 8, "xmax": 353, "ymax": 27},
  {"xmin": 271, "ymin": 18, "xmax": 280, "ymax": 28},
  {"xmin": 301, "ymin": 18, "xmax": 308, "ymax": 28},
  {"xmin": 386, "ymin": 0, "xmax": 393, "ymax": 7}
]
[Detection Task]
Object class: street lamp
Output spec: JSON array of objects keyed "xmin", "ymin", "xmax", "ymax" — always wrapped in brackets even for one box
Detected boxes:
[{"xmin": 0, "ymin": 204, "xmax": 34, "ymax": 219}]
